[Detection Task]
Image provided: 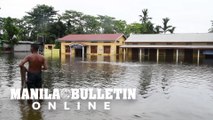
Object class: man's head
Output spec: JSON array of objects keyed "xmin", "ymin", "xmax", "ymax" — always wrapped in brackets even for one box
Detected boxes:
[{"xmin": 31, "ymin": 43, "xmax": 39, "ymax": 53}]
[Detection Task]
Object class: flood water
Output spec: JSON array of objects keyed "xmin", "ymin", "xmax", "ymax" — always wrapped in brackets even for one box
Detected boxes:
[{"xmin": 1, "ymin": 53, "xmax": 213, "ymax": 120}]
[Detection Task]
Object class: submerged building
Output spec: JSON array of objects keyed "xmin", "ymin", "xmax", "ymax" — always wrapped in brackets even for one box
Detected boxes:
[
  {"xmin": 121, "ymin": 33, "xmax": 213, "ymax": 63},
  {"xmin": 1, "ymin": 41, "xmax": 34, "ymax": 53},
  {"xmin": 59, "ymin": 34, "xmax": 126, "ymax": 57}
]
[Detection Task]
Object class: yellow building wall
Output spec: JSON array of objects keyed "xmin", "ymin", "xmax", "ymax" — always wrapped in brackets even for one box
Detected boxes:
[
  {"xmin": 44, "ymin": 44, "xmax": 60, "ymax": 58},
  {"xmin": 45, "ymin": 44, "xmax": 55, "ymax": 49},
  {"xmin": 60, "ymin": 36, "xmax": 125, "ymax": 55}
]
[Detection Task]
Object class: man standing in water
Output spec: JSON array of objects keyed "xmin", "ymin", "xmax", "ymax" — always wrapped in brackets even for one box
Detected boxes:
[{"xmin": 19, "ymin": 43, "xmax": 47, "ymax": 89}]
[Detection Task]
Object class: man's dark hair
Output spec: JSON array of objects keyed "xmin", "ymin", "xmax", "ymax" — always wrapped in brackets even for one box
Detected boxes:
[{"xmin": 31, "ymin": 43, "xmax": 39, "ymax": 52}]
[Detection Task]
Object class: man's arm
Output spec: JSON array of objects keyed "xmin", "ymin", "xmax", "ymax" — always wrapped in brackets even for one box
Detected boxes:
[
  {"xmin": 42, "ymin": 58, "xmax": 48, "ymax": 70},
  {"xmin": 19, "ymin": 56, "xmax": 29, "ymax": 69}
]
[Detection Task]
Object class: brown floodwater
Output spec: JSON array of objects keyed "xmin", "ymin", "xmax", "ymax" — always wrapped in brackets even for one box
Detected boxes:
[{"xmin": 1, "ymin": 53, "xmax": 213, "ymax": 120}]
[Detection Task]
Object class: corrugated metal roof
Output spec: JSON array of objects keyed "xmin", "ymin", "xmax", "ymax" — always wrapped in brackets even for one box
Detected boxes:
[
  {"xmin": 126, "ymin": 33, "xmax": 213, "ymax": 43},
  {"xmin": 58, "ymin": 34, "xmax": 124, "ymax": 42},
  {"xmin": 120, "ymin": 45, "xmax": 213, "ymax": 49},
  {"xmin": 18, "ymin": 41, "xmax": 34, "ymax": 44}
]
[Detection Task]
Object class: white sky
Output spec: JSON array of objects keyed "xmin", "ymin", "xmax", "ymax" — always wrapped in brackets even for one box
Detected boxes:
[{"xmin": 0, "ymin": 0, "xmax": 212, "ymax": 33}]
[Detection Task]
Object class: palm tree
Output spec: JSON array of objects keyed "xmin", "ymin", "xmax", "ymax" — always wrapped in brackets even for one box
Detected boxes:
[
  {"xmin": 160, "ymin": 17, "xmax": 175, "ymax": 34},
  {"xmin": 168, "ymin": 27, "xmax": 176, "ymax": 34},
  {"xmin": 141, "ymin": 21, "xmax": 155, "ymax": 34},
  {"xmin": 154, "ymin": 25, "xmax": 161, "ymax": 33},
  {"xmin": 139, "ymin": 9, "xmax": 155, "ymax": 34},
  {"xmin": 209, "ymin": 20, "xmax": 213, "ymax": 33},
  {"xmin": 139, "ymin": 9, "xmax": 152, "ymax": 24}
]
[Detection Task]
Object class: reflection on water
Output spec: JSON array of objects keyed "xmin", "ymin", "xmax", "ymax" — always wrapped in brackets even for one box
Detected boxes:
[
  {"xmin": 19, "ymin": 101, "xmax": 43, "ymax": 120},
  {"xmin": 1, "ymin": 53, "xmax": 213, "ymax": 120}
]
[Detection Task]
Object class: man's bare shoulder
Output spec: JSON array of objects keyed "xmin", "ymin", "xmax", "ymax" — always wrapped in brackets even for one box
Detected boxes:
[
  {"xmin": 38, "ymin": 54, "xmax": 45, "ymax": 59},
  {"xmin": 25, "ymin": 54, "xmax": 35, "ymax": 59},
  {"xmin": 27, "ymin": 54, "xmax": 45, "ymax": 61},
  {"xmin": 37, "ymin": 54, "xmax": 46, "ymax": 62},
  {"xmin": 24, "ymin": 54, "xmax": 32, "ymax": 59}
]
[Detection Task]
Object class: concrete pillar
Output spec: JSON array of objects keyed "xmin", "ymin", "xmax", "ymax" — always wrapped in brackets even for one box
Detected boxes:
[
  {"xmin": 148, "ymin": 49, "xmax": 150, "ymax": 60},
  {"xmin": 197, "ymin": 49, "xmax": 200, "ymax": 65},
  {"xmin": 123, "ymin": 48, "xmax": 126, "ymax": 60},
  {"xmin": 176, "ymin": 49, "xmax": 179, "ymax": 63},
  {"xmin": 69, "ymin": 46, "xmax": 72, "ymax": 63},
  {"xmin": 139, "ymin": 48, "xmax": 142, "ymax": 62},
  {"xmin": 157, "ymin": 49, "xmax": 159, "ymax": 63},
  {"xmin": 142, "ymin": 48, "xmax": 144, "ymax": 61},
  {"xmin": 70, "ymin": 46, "xmax": 72, "ymax": 55},
  {"xmin": 82, "ymin": 46, "xmax": 85, "ymax": 61}
]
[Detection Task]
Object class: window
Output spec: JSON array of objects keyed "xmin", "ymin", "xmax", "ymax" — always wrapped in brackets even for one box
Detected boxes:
[
  {"xmin": 104, "ymin": 46, "xmax": 111, "ymax": 54},
  {"xmin": 48, "ymin": 46, "xmax": 53, "ymax": 49},
  {"xmin": 116, "ymin": 46, "xmax": 120, "ymax": 54},
  {"xmin": 65, "ymin": 45, "xmax": 70, "ymax": 53},
  {"xmin": 91, "ymin": 46, "xmax": 97, "ymax": 53}
]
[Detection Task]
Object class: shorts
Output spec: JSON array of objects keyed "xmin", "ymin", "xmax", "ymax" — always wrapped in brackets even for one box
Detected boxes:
[{"xmin": 27, "ymin": 71, "xmax": 42, "ymax": 89}]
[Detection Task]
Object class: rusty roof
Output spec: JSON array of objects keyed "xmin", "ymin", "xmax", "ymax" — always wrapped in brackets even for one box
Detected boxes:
[{"xmin": 59, "ymin": 34, "xmax": 125, "ymax": 42}]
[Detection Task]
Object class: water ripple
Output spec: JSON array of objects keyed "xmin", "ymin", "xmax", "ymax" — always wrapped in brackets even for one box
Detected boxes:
[{"xmin": 1, "ymin": 54, "xmax": 213, "ymax": 120}]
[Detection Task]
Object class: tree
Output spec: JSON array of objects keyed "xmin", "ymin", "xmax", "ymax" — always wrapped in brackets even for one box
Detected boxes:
[
  {"xmin": 24, "ymin": 4, "xmax": 57, "ymax": 41},
  {"xmin": 2, "ymin": 17, "xmax": 19, "ymax": 48},
  {"xmin": 209, "ymin": 20, "xmax": 213, "ymax": 33},
  {"xmin": 126, "ymin": 23, "xmax": 142, "ymax": 35},
  {"xmin": 15, "ymin": 18, "xmax": 32, "ymax": 41},
  {"xmin": 113, "ymin": 20, "xmax": 127, "ymax": 33},
  {"xmin": 154, "ymin": 25, "xmax": 161, "ymax": 34},
  {"xmin": 98, "ymin": 15, "xmax": 116, "ymax": 33},
  {"xmin": 139, "ymin": 9, "xmax": 152, "ymax": 24},
  {"xmin": 61, "ymin": 10, "xmax": 84, "ymax": 34},
  {"xmin": 46, "ymin": 17, "xmax": 66, "ymax": 43},
  {"xmin": 0, "ymin": 17, "xmax": 3, "ymax": 40},
  {"xmin": 82, "ymin": 15, "xmax": 100, "ymax": 34},
  {"xmin": 168, "ymin": 27, "xmax": 175, "ymax": 34},
  {"xmin": 160, "ymin": 17, "xmax": 175, "ymax": 34},
  {"xmin": 141, "ymin": 21, "xmax": 155, "ymax": 34},
  {"xmin": 139, "ymin": 9, "xmax": 155, "ymax": 34},
  {"xmin": 138, "ymin": 9, "xmax": 175, "ymax": 34}
]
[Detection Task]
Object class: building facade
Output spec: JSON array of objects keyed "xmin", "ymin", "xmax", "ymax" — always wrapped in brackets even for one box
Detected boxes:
[
  {"xmin": 14, "ymin": 41, "xmax": 34, "ymax": 52},
  {"xmin": 1, "ymin": 41, "xmax": 34, "ymax": 52},
  {"xmin": 121, "ymin": 33, "xmax": 213, "ymax": 64},
  {"xmin": 59, "ymin": 34, "xmax": 126, "ymax": 57}
]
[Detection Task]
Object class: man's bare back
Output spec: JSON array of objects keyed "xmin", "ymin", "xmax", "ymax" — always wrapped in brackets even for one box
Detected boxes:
[
  {"xmin": 19, "ymin": 43, "xmax": 47, "ymax": 89},
  {"xmin": 24, "ymin": 53, "xmax": 47, "ymax": 73},
  {"xmin": 19, "ymin": 43, "xmax": 47, "ymax": 72}
]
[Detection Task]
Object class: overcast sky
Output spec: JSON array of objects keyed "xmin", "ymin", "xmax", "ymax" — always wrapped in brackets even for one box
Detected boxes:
[{"xmin": 0, "ymin": 0, "xmax": 212, "ymax": 33}]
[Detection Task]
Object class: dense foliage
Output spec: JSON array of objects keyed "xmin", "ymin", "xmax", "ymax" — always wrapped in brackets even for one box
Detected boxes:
[{"xmin": 0, "ymin": 5, "xmax": 176, "ymax": 45}]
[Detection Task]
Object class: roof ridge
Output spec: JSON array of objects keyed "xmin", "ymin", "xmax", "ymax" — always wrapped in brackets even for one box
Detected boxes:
[
  {"xmin": 58, "ymin": 34, "xmax": 125, "ymax": 41},
  {"xmin": 131, "ymin": 33, "xmax": 213, "ymax": 36},
  {"xmin": 65, "ymin": 33, "xmax": 123, "ymax": 35}
]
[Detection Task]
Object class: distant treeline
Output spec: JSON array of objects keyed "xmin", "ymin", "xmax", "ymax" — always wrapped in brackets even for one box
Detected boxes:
[{"xmin": 0, "ymin": 4, "xmax": 176, "ymax": 44}]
